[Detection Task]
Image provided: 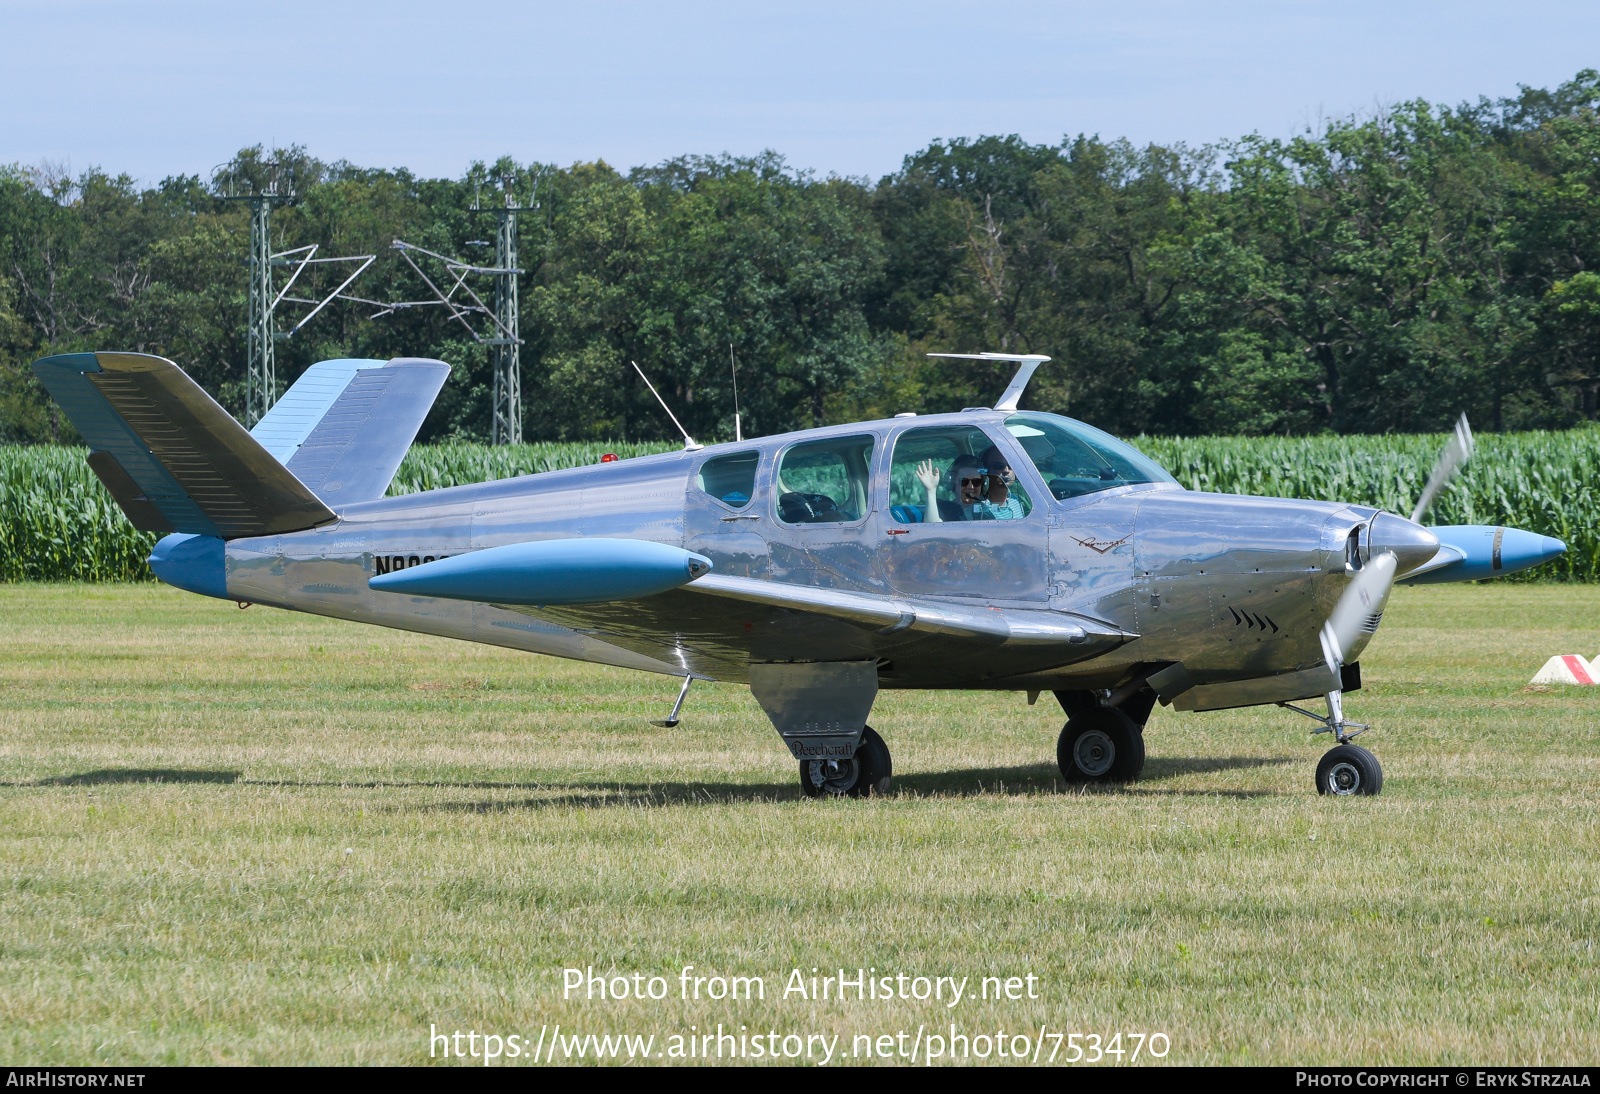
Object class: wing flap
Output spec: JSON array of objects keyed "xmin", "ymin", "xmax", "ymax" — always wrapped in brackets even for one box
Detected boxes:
[
  {"xmin": 508, "ymin": 573, "xmax": 1136, "ymax": 681},
  {"xmin": 687, "ymin": 573, "xmax": 1134, "ymax": 648}
]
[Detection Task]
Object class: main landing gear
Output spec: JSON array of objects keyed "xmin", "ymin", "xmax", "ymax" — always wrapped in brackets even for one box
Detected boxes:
[
  {"xmin": 1054, "ymin": 692, "xmax": 1147, "ymax": 784},
  {"xmin": 800, "ymin": 726, "xmax": 892, "ymax": 798},
  {"xmin": 1281, "ymin": 689, "xmax": 1384, "ymax": 796}
]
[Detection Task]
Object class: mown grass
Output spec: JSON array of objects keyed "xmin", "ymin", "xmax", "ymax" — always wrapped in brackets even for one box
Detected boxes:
[{"xmin": 0, "ymin": 583, "xmax": 1596, "ymax": 1065}]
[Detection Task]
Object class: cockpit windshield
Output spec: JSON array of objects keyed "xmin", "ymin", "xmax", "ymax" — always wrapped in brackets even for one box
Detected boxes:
[{"xmin": 1003, "ymin": 413, "xmax": 1178, "ymax": 500}]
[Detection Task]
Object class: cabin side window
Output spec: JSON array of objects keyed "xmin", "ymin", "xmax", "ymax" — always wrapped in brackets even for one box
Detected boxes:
[
  {"xmin": 697, "ymin": 451, "xmax": 760, "ymax": 509},
  {"xmin": 775, "ymin": 436, "xmax": 875, "ymax": 524},
  {"xmin": 888, "ymin": 425, "xmax": 1032, "ymax": 524}
]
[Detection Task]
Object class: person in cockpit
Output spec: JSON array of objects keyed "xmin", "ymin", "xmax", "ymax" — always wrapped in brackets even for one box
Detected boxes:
[
  {"xmin": 914, "ymin": 455, "xmax": 985, "ymax": 522},
  {"xmin": 912, "ymin": 449, "xmax": 1025, "ymax": 522},
  {"xmin": 972, "ymin": 445, "xmax": 1026, "ymax": 520}
]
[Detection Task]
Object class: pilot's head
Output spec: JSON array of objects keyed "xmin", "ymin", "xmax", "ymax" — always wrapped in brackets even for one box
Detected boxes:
[{"xmin": 950, "ymin": 455, "xmax": 986, "ymax": 504}]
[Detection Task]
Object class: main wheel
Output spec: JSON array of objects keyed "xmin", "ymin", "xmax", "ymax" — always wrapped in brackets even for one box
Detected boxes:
[
  {"xmin": 1057, "ymin": 707, "xmax": 1145, "ymax": 783},
  {"xmin": 1316, "ymin": 743, "xmax": 1383, "ymax": 796},
  {"xmin": 800, "ymin": 726, "xmax": 891, "ymax": 798}
]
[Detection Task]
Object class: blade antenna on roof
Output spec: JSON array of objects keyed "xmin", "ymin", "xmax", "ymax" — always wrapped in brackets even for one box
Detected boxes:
[
  {"xmin": 926, "ymin": 351, "xmax": 1051, "ymax": 412},
  {"xmin": 631, "ymin": 360, "xmax": 701, "ymax": 451}
]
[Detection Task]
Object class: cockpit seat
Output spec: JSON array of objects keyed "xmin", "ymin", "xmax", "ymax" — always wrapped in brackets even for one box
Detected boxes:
[
  {"xmin": 889, "ymin": 504, "xmax": 923, "ymax": 523},
  {"xmin": 778, "ymin": 491, "xmax": 842, "ymax": 524}
]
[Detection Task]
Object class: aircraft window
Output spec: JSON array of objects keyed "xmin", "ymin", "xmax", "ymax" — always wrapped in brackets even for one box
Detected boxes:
[
  {"xmin": 888, "ymin": 425, "xmax": 1033, "ymax": 523},
  {"xmin": 1004, "ymin": 412, "xmax": 1178, "ymax": 500},
  {"xmin": 775, "ymin": 436, "xmax": 874, "ymax": 524},
  {"xmin": 697, "ymin": 450, "xmax": 760, "ymax": 509}
]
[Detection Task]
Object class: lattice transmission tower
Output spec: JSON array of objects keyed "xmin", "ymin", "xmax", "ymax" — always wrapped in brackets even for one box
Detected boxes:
[
  {"xmin": 386, "ymin": 168, "xmax": 540, "ymax": 445},
  {"xmin": 221, "ymin": 158, "xmax": 375, "ymax": 426},
  {"xmin": 485, "ymin": 178, "xmax": 534, "ymax": 445},
  {"xmin": 241, "ymin": 186, "xmax": 291, "ymax": 427}
]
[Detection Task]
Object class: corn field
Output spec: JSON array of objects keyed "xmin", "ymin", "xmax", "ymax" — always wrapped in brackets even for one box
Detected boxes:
[
  {"xmin": 4, "ymin": 430, "xmax": 1599, "ymax": 582},
  {"xmin": 0, "ymin": 446, "xmax": 163, "ymax": 582},
  {"xmin": 386, "ymin": 441, "xmax": 679, "ymax": 496}
]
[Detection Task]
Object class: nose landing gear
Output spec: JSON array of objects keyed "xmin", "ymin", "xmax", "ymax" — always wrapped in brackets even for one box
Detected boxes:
[{"xmin": 1281, "ymin": 689, "xmax": 1384, "ymax": 796}]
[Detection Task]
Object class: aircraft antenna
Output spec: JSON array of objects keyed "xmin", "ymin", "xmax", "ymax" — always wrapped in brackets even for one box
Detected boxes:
[
  {"xmin": 926, "ymin": 351, "xmax": 1051, "ymax": 413},
  {"xmin": 730, "ymin": 344, "xmax": 742, "ymax": 443},
  {"xmin": 631, "ymin": 360, "xmax": 701, "ymax": 451}
]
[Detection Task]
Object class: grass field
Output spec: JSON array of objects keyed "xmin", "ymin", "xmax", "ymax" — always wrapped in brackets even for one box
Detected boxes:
[{"xmin": 0, "ymin": 582, "xmax": 1597, "ymax": 1066}]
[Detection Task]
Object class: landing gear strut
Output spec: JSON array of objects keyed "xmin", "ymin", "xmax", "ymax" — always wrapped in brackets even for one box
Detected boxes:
[
  {"xmin": 800, "ymin": 726, "xmax": 892, "ymax": 798},
  {"xmin": 1281, "ymin": 690, "xmax": 1384, "ymax": 796}
]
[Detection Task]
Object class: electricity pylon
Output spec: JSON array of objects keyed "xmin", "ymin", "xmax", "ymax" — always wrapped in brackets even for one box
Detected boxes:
[
  {"xmin": 222, "ymin": 158, "xmax": 375, "ymax": 426},
  {"xmin": 386, "ymin": 170, "xmax": 538, "ymax": 445},
  {"xmin": 243, "ymin": 190, "xmax": 291, "ymax": 427},
  {"xmin": 488, "ymin": 194, "xmax": 525, "ymax": 445}
]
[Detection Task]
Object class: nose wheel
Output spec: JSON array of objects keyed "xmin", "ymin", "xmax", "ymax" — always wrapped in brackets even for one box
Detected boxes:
[
  {"xmin": 1316, "ymin": 743, "xmax": 1383, "ymax": 796},
  {"xmin": 800, "ymin": 726, "xmax": 892, "ymax": 798},
  {"xmin": 1282, "ymin": 689, "xmax": 1385, "ymax": 796}
]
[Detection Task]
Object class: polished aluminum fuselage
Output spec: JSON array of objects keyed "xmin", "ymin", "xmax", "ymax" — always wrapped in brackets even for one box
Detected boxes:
[{"xmin": 223, "ymin": 411, "xmax": 1382, "ymax": 691}]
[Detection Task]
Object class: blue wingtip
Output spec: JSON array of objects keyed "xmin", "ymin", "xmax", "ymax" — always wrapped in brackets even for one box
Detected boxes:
[
  {"xmin": 370, "ymin": 538, "xmax": 712, "ymax": 605},
  {"xmin": 1406, "ymin": 525, "xmax": 1567, "ymax": 584}
]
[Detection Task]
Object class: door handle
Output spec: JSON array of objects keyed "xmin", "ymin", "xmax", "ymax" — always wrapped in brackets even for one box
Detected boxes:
[{"xmin": 720, "ymin": 514, "xmax": 760, "ymax": 522}]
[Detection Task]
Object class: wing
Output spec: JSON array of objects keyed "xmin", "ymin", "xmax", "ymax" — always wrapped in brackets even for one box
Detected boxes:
[{"xmin": 509, "ymin": 573, "xmax": 1135, "ymax": 685}]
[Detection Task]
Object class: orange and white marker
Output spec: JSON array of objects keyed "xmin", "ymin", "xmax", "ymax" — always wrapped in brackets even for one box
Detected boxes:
[{"xmin": 1530, "ymin": 655, "xmax": 1597, "ymax": 685}]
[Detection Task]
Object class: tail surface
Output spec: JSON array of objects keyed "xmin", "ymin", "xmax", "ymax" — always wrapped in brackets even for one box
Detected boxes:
[
  {"xmin": 33, "ymin": 351, "xmax": 336, "ymax": 539},
  {"xmin": 250, "ymin": 356, "xmax": 449, "ymax": 505}
]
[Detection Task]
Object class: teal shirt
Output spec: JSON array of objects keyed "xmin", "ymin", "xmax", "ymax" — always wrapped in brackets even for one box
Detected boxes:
[{"xmin": 967, "ymin": 496, "xmax": 1026, "ymax": 521}]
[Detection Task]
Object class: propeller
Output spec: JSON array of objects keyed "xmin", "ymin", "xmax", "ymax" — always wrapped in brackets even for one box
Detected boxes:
[
  {"xmin": 1319, "ymin": 549, "xmax": 1398, "ymax": 680},
  {"xmin": 1409, "ymin": 413, "xmax": 1474, "ymax": 524},
  {"xmin": 1345, "ymin": 413, "xmax": 1474, "ymax": 663},
  {"xmin": 1300, "ymin": 416, "xmax": 1472, "ymax": 739}
]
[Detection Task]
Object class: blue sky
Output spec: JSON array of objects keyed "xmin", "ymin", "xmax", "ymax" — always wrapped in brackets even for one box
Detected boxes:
[{"xmin": 4, "ymin": 0, "xmax": 1597, "ymax": 184}]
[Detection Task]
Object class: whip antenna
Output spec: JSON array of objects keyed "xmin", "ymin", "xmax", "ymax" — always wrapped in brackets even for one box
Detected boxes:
[
  {"xmin": 631, "ymin": 360, "xmax": 701, "ymax": 451},
  {"xmin": 730, "ymin": 343, "xmax": 742, "ymax": 443}
]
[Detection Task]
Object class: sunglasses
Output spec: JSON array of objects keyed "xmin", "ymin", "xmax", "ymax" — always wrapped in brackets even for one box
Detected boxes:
[{"xmin": 959, "ymin": 476, "xmax": 985, "ymax": 486}]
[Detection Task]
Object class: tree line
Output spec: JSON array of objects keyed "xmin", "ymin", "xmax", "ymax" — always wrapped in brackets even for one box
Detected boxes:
[{"xmin": 2, "ymin": 70, "xmax": 1599, "ymax": 444}]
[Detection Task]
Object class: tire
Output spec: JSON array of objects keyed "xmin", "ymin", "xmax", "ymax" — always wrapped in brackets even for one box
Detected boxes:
[
  {"xmin": 799, "ymin": 726, "xmax": 891, "ymax": 798},
  {"xmin": 1316, "ymin": 744, "xmax": 1383, "ymax": 796},
  {"xmin": 1057, "ymin": 707, "xmax": 1145, "ymax": 783}
]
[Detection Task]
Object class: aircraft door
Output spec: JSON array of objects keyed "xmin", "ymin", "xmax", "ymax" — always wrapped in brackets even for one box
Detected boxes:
[
  {"xmin": 685, "ymin": 449, "xmax": 771, "ymax": 578},
  {"xmin": 763, "ymin": 434, "xmax": 884, "ymax": 592},
  {"xmin": 880, "ymin": 424, "xmax": 1048, "ymax": 602}
]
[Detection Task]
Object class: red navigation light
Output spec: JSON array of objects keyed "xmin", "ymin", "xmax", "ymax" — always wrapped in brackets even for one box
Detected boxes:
[{"xmin": 599, "ymin": 452, "xmax": 619, "ymax": 463}]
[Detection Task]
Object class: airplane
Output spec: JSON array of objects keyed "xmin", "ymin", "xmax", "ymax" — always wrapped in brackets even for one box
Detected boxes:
[{"xmin": 32, "ymin": 349, "xmax": 1566, "ymax": 799}]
